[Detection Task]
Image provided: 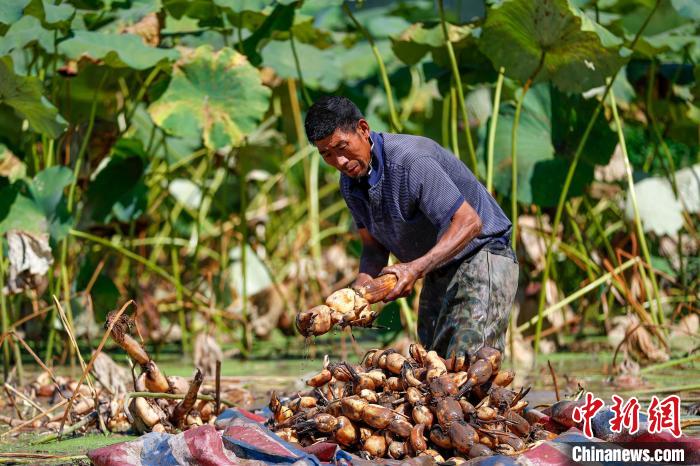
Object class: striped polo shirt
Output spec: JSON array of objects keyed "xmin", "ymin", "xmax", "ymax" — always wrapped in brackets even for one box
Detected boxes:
[{"xmin": 339, "ymin": 131, "xmax": 513, "ymax": 265}]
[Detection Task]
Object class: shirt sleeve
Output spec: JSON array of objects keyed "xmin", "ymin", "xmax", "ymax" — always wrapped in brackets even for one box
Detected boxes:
[{"xmin": 406, "ymin": 157, "xmax": 465, "ymax": 231}]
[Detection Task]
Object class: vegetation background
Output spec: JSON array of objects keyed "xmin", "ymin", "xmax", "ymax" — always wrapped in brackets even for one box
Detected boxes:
[{"xmin": 0, "ymin": 0, "xmax": 698, "ymax": 393}]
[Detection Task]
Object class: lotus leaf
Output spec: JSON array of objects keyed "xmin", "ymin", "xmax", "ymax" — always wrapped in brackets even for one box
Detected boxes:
[
  {"xmin": 630, "ymin": 22, "xmax": 698, "ymax": 58},
  {"xmin": 59, "ymin": 31, "xmax": 179, "ymax": 69},
  {"xmin": 148, "ymin": 46, "xmax": 271, "ymax": 150},
  {"xmin": 480, "ymin": 0, "xmax": 625, "ymax": 93},
  {"xmin": 0, "ymin": 56, "xmax": 66, "ymax": 138},
  {"xmin": 163, "ymin": 0, "xmax": 219, "ymax": 20},
  {"xmin": 0, "ymin": 16, "xmax": 54, "ymax": 54},
  {"xmin": 339, "ymin": 40, "xmax": 397, "ymax": 82},
  {"xmin": 486, "ymin": 83, "xmax": 615, "ymax": 206},
  {"xmin": 0, "ymin": 0, "xmax": 31, "ymax": 25},
  {"xmin": 214, "ymin": 0, "xmax": 275, "ymax": 13},
  {"xmin": 0, "ymin": 185, "xmax": 47, "ymax": 235},
  {"xmin": 26, "ymin": 0, "xmax": 75, "ymax": 26},
  {"xmin": 391, "ymin": 22, "xmax": 472, "ymax": 66},
  {"xmin": 110, "ymin": 0, "xmax": 162, "ymax": 23},
  {"xmin": 261, "ymin": 40, "xmax": 343, "ymax": 90},
  {"xmin": 365, "ymin": 16, "xmax": 412, "ymax": 40},
  {"xmin": 229, "ymin": 244, "xmax": 273, "ymax": 297},
  {"xmin": 169, "ymin": 179, "xmax": 203, "ymax": 211},
  {"xmin": 626, "ymin": 165, "xmax": 700, "ymax": 236},
  {"xmin": 671, "ymin": 0, "xmax": 700, "ymax": 19},
  {"xmin": 84, "ymin": 139, "xmax": 148, "ymax": 224},
  {"xmin": 240, "ymin": 2, "xmax": 296, "ymax": 65},
  {"xmin": 28, "ymin": 166, "xmax": 73, "ymax": 241}
]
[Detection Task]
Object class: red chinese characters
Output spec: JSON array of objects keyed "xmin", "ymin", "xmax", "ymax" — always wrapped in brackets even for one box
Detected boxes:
[
  {"xmin": 647, "ymin": 395, "xmax": 682, "ymax": 438},
  {"xmin": 609, "ymin": 395, "xmax": 640, "ymax": 434},
  {"xmin": 572, "ymin": 392, "xmax": 605, "ymax": 438}
]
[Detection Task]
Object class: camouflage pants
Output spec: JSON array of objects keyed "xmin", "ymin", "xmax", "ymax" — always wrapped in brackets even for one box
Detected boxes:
[{"xmin": 417, "ymin": 244, "xmax": 518, "ymax": 359}]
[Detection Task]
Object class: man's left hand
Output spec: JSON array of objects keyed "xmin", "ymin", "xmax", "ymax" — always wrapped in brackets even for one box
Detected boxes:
[{"xmin": 380, "ymin": 262, "xmax": 424, "ymax": 301}]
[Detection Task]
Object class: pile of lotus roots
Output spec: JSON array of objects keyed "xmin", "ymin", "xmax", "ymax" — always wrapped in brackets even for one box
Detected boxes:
[
  {"xmin": 106, "ymin": 311, "xmax": 223, "ymax": 433},
  {"xmin": 268, "ymin": 345, "xmax": 554, "ymax": 462}
]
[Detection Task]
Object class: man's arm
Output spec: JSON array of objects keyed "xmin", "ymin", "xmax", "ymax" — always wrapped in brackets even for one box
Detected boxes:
[
  {"xmin": 352, "ymin": 227, "xmax": 390, "ymax": 289},
  {"xmin": 381, "ymin": 201, "xmax": 482, "ymax": 301}
]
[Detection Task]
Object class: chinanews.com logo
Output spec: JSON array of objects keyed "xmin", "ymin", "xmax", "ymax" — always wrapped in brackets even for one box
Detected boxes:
[{"xmin": 563, "ymin": 391, "xmax": 699, "ymax": 465}]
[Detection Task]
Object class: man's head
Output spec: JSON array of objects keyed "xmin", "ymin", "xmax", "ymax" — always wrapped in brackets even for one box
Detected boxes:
[{"xmin": 304, "ymin": 96, "xmax": 372, "ymax": 179}]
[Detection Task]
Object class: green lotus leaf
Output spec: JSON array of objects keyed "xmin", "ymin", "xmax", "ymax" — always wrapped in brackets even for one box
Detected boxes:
[
  {"xmin": 236, "ymin": 9, "xmax": 332, "ymax": 48},
  {"xmin": 391, "ymin": 22, "xmax": 472, "ymax": 66},
  {"xmin": 620, "ymin": 0, "xmax": 688, "ymax": 37},
  {"xmin": 671, "ymin": 0, "xmax": 700, "ymax": 19},
  {"xmin": 261, "ymin": 40, "xmax": 343, "ymax": 91},
  {"xmin": 59, "ymin": 31, "xmax": 179, "ymax": 69},
  {"xmin": 0, "ymin": 16, "xmax": 54, "ymax": 54},
  {"xmin": 22, "ymin": 0, "xmax": 75, "ymax": 29},
  {"xmin": 110, "ymin": 0, "xmax": 162, "ymax": 23},
  {"xmin": 213, "ymin": 0, "xmax": 273, "ymax": 13},
  {"xmin": 286, "ymin": 15, "xmax": 333, "ymax": 48},
  {"xmin": 0, "ymin": 184, "xmax": 47, "ymax": 235},
  {"xmin": 163, "ymin": 0, "xmax": 217, "ymax": 20},
  {"xmin": 83, "ymin": 139, "xmax": 148, "ymax": 224},
  {"xmin": 632, "ymin": 24, "xmax": 699, "ymax": 58},
  {"xmin": 29, "ymin": 166, "xmax": 71, "ymax": 216},
  {"xmin": 28, "ymin": 166, "xmax": 73, "ymax": 240},
  {"xmin": 0, "ymin": 0, "xmax": 31, "ymax": 25},
  {"xmin": 0, "ymin": 56, "xmax": 67, "ymax": 138},
  {"xmin": 486, "ymin": 83, "xmax": 615, "ymax": 206},
  {"xmin": 480, "ymin": 0, "xmax": 626, "ymax": 92},
  {"xmin": 365, "ymin": 16, "xmax": 412, "ymax": 40},
  {"xmin": 241, "ymin": 2, "xmax": 296, "ymax": 65},
  {"xmin": 148, "ymin": 46, "xmax": 271, "ymax": 150}
]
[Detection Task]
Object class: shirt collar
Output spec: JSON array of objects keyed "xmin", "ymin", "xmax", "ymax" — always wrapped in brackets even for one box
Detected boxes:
[
  {"xmin": 347, "ymin": 131, "xmax": 383, "ymax": 189},
  {"xmin": 367, "ymin": 131, "xmax": 383, "ymax": 186}
]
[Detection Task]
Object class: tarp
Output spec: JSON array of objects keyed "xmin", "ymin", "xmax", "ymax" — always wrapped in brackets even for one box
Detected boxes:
[{"xmin": 88, "ymin": 405, "xmax": 700, "ymax": 466}]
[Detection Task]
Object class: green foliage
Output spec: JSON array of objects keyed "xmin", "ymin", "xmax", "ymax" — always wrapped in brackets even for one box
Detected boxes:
[
  {"xmin": 0, "ymin": 185, "xmax": 47, "ymax": 235},
  {"xmin": 0, "ymin": 16, "xmax": 54, "ymax": 54},
  {"xmin": 148, "ymin": 45, "xmax": 271, "ymax": 150},
  {"xmin": 28, "ymin": 166, "xmax": 73, "ymax": 240},
  {"xmin": 480, "ymin": 0, "xmax": 626, "ymax": 92},
  {"xmin": 487, "ymin": 83, "xmax": 616, "ymax": 206},
  {"xmin": 0, "ymin": 0, "xmax": 31, "ymax": 25},
  {"xmin": 83, "ymin": 139, "xmax": 148, "ymax": 224},
  {"xmin": 59, "ymin": 31, "xmax": 179, "ymax": 69},
  {"xmin": 0, "ymin": 57, "xmax": 66, "ymax": 137}
]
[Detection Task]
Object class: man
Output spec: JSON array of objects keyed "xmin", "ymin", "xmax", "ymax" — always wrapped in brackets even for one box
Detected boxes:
[{"xmin": 304, "ymin": 96, "xmax": 518, "ymax": 360}]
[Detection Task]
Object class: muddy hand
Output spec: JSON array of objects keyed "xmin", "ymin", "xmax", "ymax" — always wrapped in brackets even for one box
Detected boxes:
[{"xmin": 380, "ymin": 263, "xmax": 422, "ymax": 302}]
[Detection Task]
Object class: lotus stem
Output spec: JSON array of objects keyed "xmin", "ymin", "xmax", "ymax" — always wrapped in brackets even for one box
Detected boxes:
[
  {"xmin": 437, "ymin": 0, "xmax": 477, "ymax": 175},
  {"xmin": 441, "ymin": 93, "xmax": 450, "ymax": 148},
  {"xmin": 342, "ymin": 3, "xmax": 402, "ymax": 132},
  {"xmin": 450, "ymin": 81, "xmax": 460, "ymax": 159},
  {"xmin": 239, "ymin": 164, "xmax": 252, "ymax": 355},
  {"xmin": 0, "ymin": 246, "xmax": 9, "ymax": 381},
  {"xmin": 510, "ymin": 51, "xmax": 545, "ymax": 252},
  {"xmin": 533, "ymin": 0, "xmax": 660, "ymax": 361},
  {"xmin": 486, "ymin": 67, "xmax": 505, "ymax": 193},
  {"xmin": 290, "ymin": 35, "xmax": 313, "ymax": 107},
  {"xmin": 641, "ymin": 353, "xmax": 700, "ymax": 374},
  {"xmin": 519, "ymin": 257, "xmax": 639, "ymax": 333},
  {"xmin": 609, "ymin": 84, "xmax": 665, "ymax": 328}
]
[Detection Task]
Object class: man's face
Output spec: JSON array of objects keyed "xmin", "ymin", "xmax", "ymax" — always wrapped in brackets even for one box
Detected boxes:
[{"xmin": 314, "ymin": 119, "xmax": 371, "ymax": 178}]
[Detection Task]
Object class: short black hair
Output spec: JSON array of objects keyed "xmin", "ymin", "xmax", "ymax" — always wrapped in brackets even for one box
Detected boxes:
[{"xmin": 304, "ymin": 96, "xmax": 364, "ymax": 142}]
